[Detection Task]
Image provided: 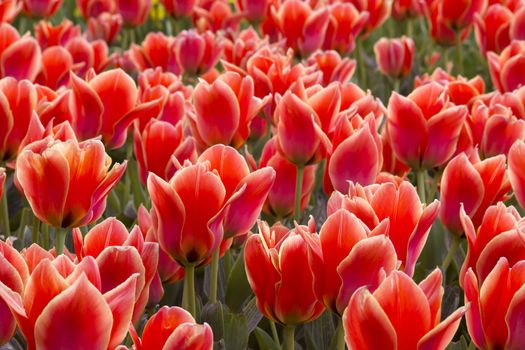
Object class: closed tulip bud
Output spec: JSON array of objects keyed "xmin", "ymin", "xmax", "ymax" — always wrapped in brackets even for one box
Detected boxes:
[
  {"xmin": 116, "ymin": 0, "xmax": 151, "ymax": 27},
  {"xmin": 173, "ymin": 30, "xmax": 224, "ymax": 76},
  {"xmin": 260, "ymin": 137, "xmax": 317, "ymax": 218},
  {"xmin": 392, "ymin": 0, "xmax": 424, "ymax": 20},
  {"xmin": 15, "ymin": 137, "xmax": 127, "ymax": 228},
  {"xmin": 344, "ymin": 270, "xmax": 467, "ymax": 349},
  {"xmin": 244, "ymin": 221, "xmax": 325, "ymax": 325},
  {"xmin": 238, "ymin": 0, "xmax": 271, "ymax": 22},
  {"xmin": 0, "ymin": 24, "xmax": 42, "ymax": 81},
  {"xmin": 87, "ymin": 12, "xmax": 123, "ymax": 44},
  {"xmin": 161, "ymin": 0, "xmax": 196, "ymax": 17},
  {"xmin": 136, "ymin": 306, "xmax": 213, "ymax": 350},
  {"xmin": 374, "ymin": 36, "xmax": 415, "ymax": 79},
  {"xmin": 475, "ymin": 4, "xmax": 513, "ymax": 55},
  {"xmin": 328, "ymin": 180, "xmax": 440, "ymax": 277},
  {"xmin": 22, "ymin": 0, "xmax": 61, "ymax": 18},
  {"xmin": 323, "ymin": 3, "xmax": 368, "ymax": 55},
  {"xmin": 387, "ymin": 82, "xmax": 468, "ymax": 169},
  {"xmin": 440, "ymin": 153, "xmax": 511, "ymax": 235},
  {"xmin": 488, "ymin": 40, "xmax": 525, "ymax": 92},
  {"xmin": 0, "ymin": 0, "xmax": 21, "ymax": 23},
  {"xmin": 0, "ymin": 258, "xmax": 138, "ymax": 350},
  {"xmin": 70, "ymin": 69, "xmax": 164, "ymax": 149},
  {"xmin": 0, "ymin": 240, "xmax": 29, "ymax": 345},
  {"xmin": 464, "ymin": 257, "xmax": 525, "ymax": 349},
  {"xmin": 190, "ymin": 72, "xmax": 268, "ymax": 149},
  {"xmin": 77, "ymin": 0, "xmax": 115, "ymax": 18}
]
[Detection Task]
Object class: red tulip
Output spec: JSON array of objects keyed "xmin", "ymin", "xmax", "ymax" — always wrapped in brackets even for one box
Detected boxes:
[
  {"xmin": 355, "ymin": 0, "xmax": 391, "ymax": 35},
  {"xmin": 35, "ymin": 46, "xmax": 78, "ymax": 90},
  {"xmin": 340, "ymin": 82, "xmax": 386, "ymax": 123},
  {"xmin": 244, "ymin": 221, "xmax": 325, "ymax": 325},
  {"xmin": 77, "ymin": 0, "xmax": 115, "ymax": 18},
  {"xmin": 65, "ymin": 36, "xmax": 113, "ymax": 76},
  {"xmin": 344, "ymin": 270, "xmax": 467, "ymax": 349},
  {"xmin": 135, "ymin": 306, "xmax": 213, "ymax": 350},
  {"xmin": 475, "ymin": 4, "xmax": 514, "ymax": 55},
  {"xmin": 138, "ymin": 67, "xmax": 192, "ymax": 99},
  {"xmin": 193, "ymin": 0, "xmax": 242, "ymax": 33},
  {"xmin": 189, "ymin": 72, "xmax": 268, "ymax": 149},
  {"xmin": 172, "ymin": 30, "xmax": 224, "ymax": 76},
  {"xmin": 260, "ymin": 137, "xmax": 316, "ymax": 218},
  {"xmin": 0, "ymin": 240, "xmax": 28, "ymax": 345},
  {"xmin": 392, "ymin": 0, "xmax": 424, "ymax": 20},
  {"xmin": 0, "ymin": 0, "xmax": 21, "ymax": 23},
  {"xmin": 223, "ymin": 27, "xmax": 265, "ymax": 70},
  {"xmin": 381, "ymin": 127, "xmax": 411, "ymax": 177},
  {"xmin": 374, "ymin": 36, "xmax": 415, "ymax": 79},
  {"xmin": 116, "ymin": 0, "xmax": 151, "ymax": 26},
  {"xmin": 387, "ymin": 82, "xmax": 468, "ymax": 169},
  {"xmin": 35, "ymin": 85, "xmax": 71, "ymax": 126},
  {"xmin": 0, "ymin": 257, "xmax": 138, "ymax": 350},
  {"xmin": 306, "ymin": 50, "xmax": 356, "ymax": 86},
  {"xmin": 322, "ymin": 3, "xmax": 368, "ymax": 55},
  {"xmin": 134, "ymin": 119, "xmax": 197, "ymax": 184},
  {"xmin": 73, "ymin": 217, "xmax": 159, "ymax": 323},
  {"xmin": 237, "ymin": 0, "xmax": 271, "ymax": 22},
  {"xmin": 464, "ymin": 257, "xmax": 525, "ymax": 349},
  {"xmin": 161, "ymin": 0, "xmax": 196, "ymax": 17},
  {"xmin": 508, "ymin": 139, "xmax": 525, "ymax": 209},
  {"xmin": 129, "ymin": 32, "xmax": 175, "ymax": 72},
  {"xmin": 22, "ymin": 0, "xmax": 62, "ymax": 18},
  {"xmin": 87, "ymin": 12, "xmax": 123, "ymax": 44},
  {"xmin": 70, "ymin": 68, "xmax": 163, "ymax": 149},
  {"xmin": 15, "ymin": 137, "xmax": 127, "ymax": 228},
  {"xmin": 328, "ymin": 180, "xmax": 440, "ymax": 277},
  {"xmin": 489, "ymin": 40, "xmax": 525, "ymax": 92},
  {"xmin": 34, "ymin": 20, "xmax": 81, "ymax": 48},
  {"xmin": 439, "ymin": 153, "xmax": 510, "ymax": 235},
  {"xmin": 0, "ymin": 24, "xmax": 42, "ymax": 81}
]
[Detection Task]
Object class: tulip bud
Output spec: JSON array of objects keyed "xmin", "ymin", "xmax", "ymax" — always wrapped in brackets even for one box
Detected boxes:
[
  {"xmin": 116, "ymin": 0, "xmax": 151, "ymax": 27},
  {"xmin": 374, "ymin": 36, "xmax": 415, "ymax": 79},
  {"xmin": 22, "ymin": 0, "xmax": 61, "ymax": 18}
]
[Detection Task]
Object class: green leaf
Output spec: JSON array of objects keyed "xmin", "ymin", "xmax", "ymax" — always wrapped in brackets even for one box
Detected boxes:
[
  {"xmin": 201, "ymin": 302, "xmax": 249, "ymax": 350},
  {"xmin": 254, "ymin": 327, "xmax": 281, "ymax": 350},
  {"xmin": 243, "ymin": 297, "xmax": 263, "ymax": 333},
  {"xmin": 225, "ymin": 246, "xmax": 253, "ymax": 312},
  {"xmin": 304, "ymin": 311, "xmax": 336, "ymax": 350}
]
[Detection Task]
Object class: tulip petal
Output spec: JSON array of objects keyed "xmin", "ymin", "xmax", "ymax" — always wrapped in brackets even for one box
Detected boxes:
[
  {"xmin": 506, "ymin": 282, "xmax": 525, "ymax": 349},
  {"xmin": 463, "ymin": 268, "xmax": 487, "ymax": 349},
  {"xmin": 1, "ymin": 37, "xmax": 41, "ymax": 81},
  {"xmin": 417, "ymin": 305, "xmax": 467, "ymax": 350},
  {"xmin": 142, "ymin": 306, "xmax": 196, "ymax": 349},
  {"xmin": 162, "ymin": 323, "xmax": 214, "ymax": 350}
]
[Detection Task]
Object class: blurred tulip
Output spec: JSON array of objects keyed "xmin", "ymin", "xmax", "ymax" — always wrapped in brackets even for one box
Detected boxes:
[
  {"xmin": 134, "ymin": 119, "xmax": 197, "ymax": 183},
  {"xmin": 116, "ymin": 0, "xmax": 151, "ymax": 26},
  {"xmin": 77, "ymin": 0, "xmax": 115, "ymax": 18},
  {"xmin": 189, "ymin": 72, "xmax": 268, "ymax": 149},
  {"xmin": 87, "ymin": 12, "xmax": 123, "ymax": 44},
  {"xmin": 172, "ymin": 30, "xmax": 223, "ymax": 76},
  {"xmin": 328, "ymin": 180, "xmax": 440, "ymax": 277},
  {"xmin": 374, "ymin": 36, "xmax": 415, "ymax": 79},
  {"xmin": 129, "ymin": 32, "xmax": 174, "ymax": 72},
  {"xmin": 70, "ymin": 68, "xmax": 163, "ymax": 149},
  {"xmin": 136, "ymin": 306, "xmax": 213, "ymax": 350},
  {"xmin": 223, "ymin": 27, "xmax": 265, "ymax": 70},
  {"xmin": 35, "ymin": 46, "xmax": 78, "ymax": 90},
  {"xmin": 161, "ymin": 0, "xmax": 196, "ymax": 17},
  {"xmin": 34, "ymin": 20, "xmax": 80, "ymax": 48},
  {"xmin": 344, "ymin": 270, "xmax": 467, "ymax": 349},
  {"xmin": 0, "ymin": 24, "xmax": 41, "ymax": 81},
  {"xmin": 73, "ymin": 218, "xmax": 159, "ymax": 323},
  {"xmin": 488, "ymin": 40, "xmax": 525, "ymax": 91},
  {"xmin": 245, "ymin": 221, "xmax": 325, "ymax": 325},
  {"xmin": 0, "ymin": 0, "xmax": 21, "ymax": 23},
  {"xmin": 0, "ymin": 240, "xmax": 28, "ymax": 345},
  {"xmin": 508, "ymin": 139, "xmax": 525, "ymax": 209},
  {"xmin": 0, "ymin": 258, "xmax": 138, "ymax": 350},
  {"xmin": 22, "ymin": 0, "xmax": 61, "ymax": 18},
  {"xmin": 440, "ymin": 153, "xmax": 510, "ymax": 235},
  {"xmin": 193, "ymin": 0, "xmax": 241, "ymax": 33},
  {"xmin": 392, "ymin": 0, "xmax": 424, "ymax": 20},
  {"xmin": 464, "ymin": 257, "xmax": 525, "ymax": 349},
  {"xmin": 322, "ymin": 3, "xmax": 368, "ymax": 55},
  {"xmin": 306, "ymin": 50, "xmax": 356, "ymax": 85},
  {"xmin": 237, "ymin": 0, "xmax": 271, "ymax": 22},
  {"xmin": 475, "ymin": 4, "xmax": 514, "ymax": 55},
  {"xmin": 387, "ymin": 82, "xmax": 468, "ymax": 169},
  {"xmin": 16, "ymin": 137, "xmax": 126, "ymax": 228}
]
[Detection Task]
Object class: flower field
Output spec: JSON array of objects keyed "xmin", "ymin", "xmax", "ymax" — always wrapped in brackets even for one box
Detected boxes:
[{"xmin": 1, "ymin": 0, "xmax": 524, "ymax": 349}]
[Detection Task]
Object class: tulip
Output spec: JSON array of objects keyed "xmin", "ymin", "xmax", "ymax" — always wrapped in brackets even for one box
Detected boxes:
[
  {"xmin": 35, "ymin": 86, "xmax": 71, "ymax": 126},
  {"xmin": 439, "ymin": 153, "xmax": 510, "ymax": 235},
  {"xmin": 374, "ymin": 36, "xmax": 415, "ymax": 79},
  {"xmin": 65, "ymin": 36, "xmax": 113, "ymax": 76},
  {"xmin": 244, "ymin": 221, "xmax": 325, "ymax": 327},
  {"xmin": 161, "ymin": 0, "xmax": 196, "ymax": 17},
  {"xmin": 189, "ymin": 72, "xmax": 268, "ymax": 149},
  {"xmin": 0, "ymin": 24, "xmax": 42, "ymax": 81},
  {"xmin": 172, "ymin": 30, "xmax": 223, "ymax": 76},
  {"xmin": 340, "ymin": 82, "xmax": 386, "ymax": 123},
  {"xmin": 464, "ymin": 257, "xmax": 525, "ymax": 349},
  {"xmin": 354, "ymin": 0, "xmax": 391, "ymax": 35},
  {"xmin": 322, "ymin": 3, "xmax": 368, "ymax": 55},
  {"xmin": 391, "ymin": 0, "xmax": 424, "ymax": 20},
  {"xmin": 475, "ymin": 4, "xmax": 514, "ymax": 55},
  {"xmin": 69, "ymin": 69, "xmax": 164, "ymax": 149},
  {"xmin": 35, "ymin": 46, "xmax": 78, "ymax": 90},
  {"xmin": 328, "ymin": 180, "xmax": 440, "ymax": 277},
  {"xmin": 77, "ymin": 0, "xmax": 115, "ymax": 18},
  {"xmin": 387, "ymin": 82, "xmax": 468, "ymax": 170},
  {"xmin": 381, "ymin": 127, "xmax": 411, "ymax": 177},
  {"xmin": 34, "ymin": 20, "xmax": 81, "ymax": 48},
  {"xmin": 344, "ymin": 270, "xmax": 467, "ymax": 349},
  {"xmin": 138, "ymin": 67, "xmax": 192, "ymax": 99},
  {"xmin": 15, "ymin": 137, "xmax": 127, "ymax": 232},
  {"xmin": 135, "ymin": 306, "xmax": 213, "ymax": 350},
  {"xmin": 116, "ymin": 0, "xmax": 151, "ymax": 27},
  {"xmin": 0, "ymin": 240, "xmax": 29, "ymax": 345},
  {"xmin": 129, "ymin": 32, "xmax": 175, "ymax": 72},
  {"xmin": 237, "ymin": 0, "xmax": 271, "ymax": 22},
  {"xmin": 87, "ymin": 12, "xmax": 123, "ymax": 44},
  {"xmin": 0, "ymin": 257, "xmax": 138, "ymax": 350},
  {"xmin": 223, "ymin": 27, "xmax": 264, "ymax": 70},
  {"xmin": 193, "ymin": 0, "xmax": 241, "ymax": 33},
  {"xmin": 306, "ymin": 50, "xmax": 356, "ymax": 86},
  {"xmin": 0, "ymin": 0, "xmax": 21, "ymax": 23},
  {"xmin": 488, "ymin": 40, "xmax": 525, "ymax": 92},
  {"xmin": 260, "ymin": 137, "xmax": 317, "ymax": 219},
  {"xmin": 72, "ymin": 217, "xmax": 159, "ymax": 323},
  {"xmin": 22, "ymin": 0, "xmax": 62, "ymax": 18},
  {"xmin": 507, "ymin": 140, "xmax": 525, "ymax": 209}
]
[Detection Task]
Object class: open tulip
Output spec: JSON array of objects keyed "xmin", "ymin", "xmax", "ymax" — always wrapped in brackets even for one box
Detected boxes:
[
  {"xmin": 193, "ymin": 0, "xmax": 242, "ymax": 33},
  {"xmin": 34, "ymin": 20, "xmax": 80, "ymax": 48},
  {"xmin": 488, "ymin": 40, "xmax": 525, "ymax": 92},
  {"xmin": 129, "ymin": 32, "xmax": 175, "ymax": 72},
  {"xmin": 328, "ymin": 180, "xmax": 440, "ymax": 277},
  {"xmin": 322, "ymin": 3, "xmax": 368, "ymax": 54},
  {"xmin": 244, "ymin": 221, "xmax": 325, "ymax": 325},
  {"xmin": 15, "ymin": 137, "xmax": 127, "ymax": 229},
  {"xmin": 387, "ymin": 82, "xmax": 468, "ymax": 169},
  {"xmin": 0, "ymin": 257, "xmax": 138, "ymax": 350},
  {"xmin": 439, "ymin": 153, "xmax": 510, "ymax": 235},
  {"xmin": 306, "ymin": 50, "xmax": 356, "ymax": 86},
  {"xmin": 464, "ymin": 257, "xmax": 525, "ymax": 349},
  {"xmin": 374, "ymin": 36, "xmax": 415, "ymax": 79},
  {"xmin": 35, "ymin": 46, "xmax": 78, "ymax": 90},
  {"xmin": 344, "ymin": 269, "xmax": 468, "ymax": 349}
]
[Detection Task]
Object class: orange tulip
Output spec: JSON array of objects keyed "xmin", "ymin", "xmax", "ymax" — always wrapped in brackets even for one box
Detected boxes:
[
  {"xmin": 374, "ymin": 36, "xmax": 415, "ymax": 79},
  {"xmin": 306, "ymin": 50, "xmax": 356, "ymax": 86},
  {"xmin": 344, "ymin": 270, "xmax": 467, "ymax": 349},
  {"xmin": 322, "ymin": 3, "xmax": 368, "ymax": 55},
  {"xmin": 15, "ymin": 137, "xmax": 127, "ymax": 228}
]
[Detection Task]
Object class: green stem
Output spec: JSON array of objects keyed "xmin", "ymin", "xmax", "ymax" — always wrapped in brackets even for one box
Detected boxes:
[
  {"xmin": 455, "ymin": 31, "xmax": 463, "ymax": 74},
  {"xmin": 130, "ymin": 160, "xmax": 145, "ymax": 208},
  {"xmin": 42, "ymin": 224, "xmax": 49, "ymax": 250},
  {"xmin": 31, "ymin": 214, "xmax": 39, "ymax": 244},
  {"xmin": 357, "ymin": 39, "xmax": 367, "ymax": 89},
  {"xmin": 336, "ymin": 318, "xmax": 346, "ymax": 350},
  {"xmin": 393, "ymin": 78, "xmax": 400, "ymax": 93},
  {"xmin": 209, "ymin": 249, "xmax": 220, "ymax": 304},
  {"xmin": 294, "ymin": 165, "xmax": 305, "ymax": 222},
  {"xmin": 442, "ymin": 234, "xmax": 461, "ymax": 272},
  {"xmin": 416, "ymin": 169, "xmax": 427, "ymax": 204},
  {"xmin": 17, "ymin": 208, "xmax": 29, "ymax": 245},
  {"xmin": 108, "ymin": 189, "xmax": 121, "ymax": 214},
  {"xmin": 183, "ymin": 264, "xmax": 196, "ymax": 316},
  {"xmin": 55, "ymin": 228, "xmax": 67, "ymax": 255},
  {"xmin": 283, "ymin": 326, "xmax": 295, "ymax": 350},
  {"xmin": 0, "ymin": 188, "xmax": 10, "ymax": 236},
  {"xmin": 270, "ymin": 321, "xmax": 281, "ymax": 349}
]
